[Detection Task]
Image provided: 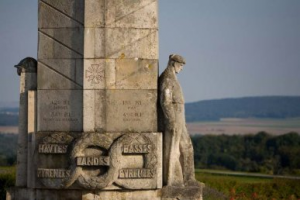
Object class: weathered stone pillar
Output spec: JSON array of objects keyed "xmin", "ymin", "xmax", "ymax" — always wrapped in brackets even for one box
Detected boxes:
[
  {"xmin": 15, "ymin": 58, "xmax": 37, "ymax": 187},
  {"xmin": 7, "ymin": 1, "xmax": 203, "ymax": 199},
  {"xmin": 83, "ymin": 0, "xmax": 159, "ymax": 133}
]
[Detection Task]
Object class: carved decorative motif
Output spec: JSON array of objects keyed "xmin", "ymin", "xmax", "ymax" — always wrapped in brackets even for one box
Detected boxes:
[
  {"xmin": 85, "ymin": 64, "xmax": 104, "ymax": 84},
  {"xmin": 37, "ymin": 132, "xmax": 160, "ymax": 190}
]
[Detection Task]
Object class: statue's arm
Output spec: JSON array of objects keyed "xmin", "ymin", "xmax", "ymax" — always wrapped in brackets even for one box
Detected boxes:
[{"xmin": 160, "ymin": 85, "xmax": 176, "ymax": 128}]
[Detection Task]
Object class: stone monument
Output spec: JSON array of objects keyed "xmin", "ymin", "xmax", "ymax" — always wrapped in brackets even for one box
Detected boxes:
[{"xmin": 7, "ymin": 1, "xmax": 203, "ymax": 200}]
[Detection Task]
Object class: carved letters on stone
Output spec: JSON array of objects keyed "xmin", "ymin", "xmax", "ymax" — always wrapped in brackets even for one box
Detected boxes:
[
  {"xmin": 37, "ymin": 169, "xmax": 70, "ymax": 178},
  {"xmin": 36, "ymin": 132, "xmax": 162, "ymax": 190},
  {"xmin": 76, "ymin": 156, "xmax": 110, "ymax": 166},
  {"xmin": 38, "ymin": 144, "xmax": 68, "ymax": 154},
  {"xmin": 119, "ymin": 169, "xmax": 154, "ymax": 179}
]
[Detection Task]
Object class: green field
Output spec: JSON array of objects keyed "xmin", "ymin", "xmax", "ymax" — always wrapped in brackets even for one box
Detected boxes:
[
  {"xmin": 187, "ymin": 118, "xmax": 300, "ymax": 135},
  {"xmin": 196, "ymin": 169, "xmax": 300, "ymax": 200}
]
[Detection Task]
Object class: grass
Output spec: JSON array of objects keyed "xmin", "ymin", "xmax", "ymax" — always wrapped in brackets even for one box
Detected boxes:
[
  {"xmin": 196, "ymin": 169, "xmax": 300, "ymax": 200},
  {"xmin": 0, "ymin": 166, "xmax": 15, "ymax": 200}
]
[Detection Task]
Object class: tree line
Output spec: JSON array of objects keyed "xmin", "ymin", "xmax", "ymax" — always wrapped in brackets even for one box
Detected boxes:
[
  {"xmin": 192, "ymin": 132, "xmax": 300, "ymax": 175},
  {"xmin": 1, "ymin": 132, "xmax": 300, "ymax": 176}
]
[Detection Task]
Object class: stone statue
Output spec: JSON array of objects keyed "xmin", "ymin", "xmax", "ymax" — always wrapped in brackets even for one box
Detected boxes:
[
  {"xmin": 14, "ymin": 57, "xmax": 37, "ymax": 76},
  {"xmin": 159, "ymin": 54, "xmax": 197, "ymax": 188},
  {"xmin": 14, "ymin": 57, "xmax": 37, "ymax": 187}
]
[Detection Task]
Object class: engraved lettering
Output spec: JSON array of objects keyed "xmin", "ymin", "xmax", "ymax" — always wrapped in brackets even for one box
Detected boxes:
[
  {"xmin": 38, "ymin": 144, "xmax": 68, "ymax": 154},
  {"xmin": 122, "ymin": 144, "xmax": 152, "ymax": 154},
  {"xmin": 43, "ymin": 99, "xmax": 79, "ymax": 123},
  {"xmin": 118, "ymin": 169, "xmax": 154, "ymax": 179},
  {"xmin": 76, "ymin": 156, "xmax": 110, "ymax": 166},
  {"xmin": 37, "ymin": 169, "xmax": 71, "ymax": 178}
]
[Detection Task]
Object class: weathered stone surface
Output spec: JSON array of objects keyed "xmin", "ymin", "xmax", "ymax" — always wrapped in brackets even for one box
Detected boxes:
[
  {"xmin": 106, "ymin": 90, "xmax": 157, "ymax": 132},
  {"xmin": 83, "ymin": 190, "xmax": 161, "ymax": 200},
  {"xmin": 83, "ymin": 90, "xmax": 106, "ymax": 132},
  {"xmin": 161, "ymin": 184, "xmax": 204, "ymax": 200},
  {"xmin": 94, "ymin": 28, "xmax": 106, "ymax": 58},
  {"xmin": 93, "ymin": 28, "xmax": 158, "ymax": 59},
  {"xmin": 84, "ymin": 28, "xmax": 96, "ymax": 58},
  {"xmin": 38, "ymin": 62, "xmax": 82, "ymax": 90},
  {"xmin": 115, "ymin": 59, "xmax": 158, "ymax": 89},
  {"xmin": 6, "ymin": 189, "xmax": 83, "ymax": 200},
  {"xmin": 38, "ymin": 32, "xmax": 82, "ymax": 59},
  {"xmin": 27, "ymin": 91, "xmax": 37, "ymax": 188},
  {"xmin": 106, "ymin": 0, "xmax": 158, "ymax": 29},
  {"xmin": 41, "ymin": 0, "xmax": 84, "ymax": 24},
  {"xmin": 40, "ymin": 28, "xmax": 84, "ymax": 55},
  {"xmin": 39, "ymin": 0, "xmax": 83, "ymax": 28},
  {"xmin": 84, "ymin": 0, "xmax": 105, "ymax": 28},
  {"xmin": 39, "ymin": 59, "xmax": 83, "ymax": 86},
  {"xmin": 37, "ymin": 90, "xmax": 83, "ymax": 132}
]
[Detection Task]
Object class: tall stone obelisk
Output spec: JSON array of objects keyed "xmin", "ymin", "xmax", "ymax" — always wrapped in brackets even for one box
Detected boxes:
[
  {"xmin": 8, "ymin": 1, "xmax": 163, "ymax": 200},
  {"xmin": 8, "ymin": 1, "xmax": 203, "ymax": 199}
]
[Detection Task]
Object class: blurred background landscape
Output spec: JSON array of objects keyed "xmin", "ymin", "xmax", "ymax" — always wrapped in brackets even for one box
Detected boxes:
[{"xmin": 1, "ymin": 0, "xmax": 300, "ymax": 199}]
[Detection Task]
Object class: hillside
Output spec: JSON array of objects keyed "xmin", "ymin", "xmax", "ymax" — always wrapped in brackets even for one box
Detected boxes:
[
  {"xmin": 1, "ymin": 96, "xmax": 300, "ymax": 125},
  {"xmin": 185, "ymin": 96, "xmax": 300, "ymax": 122},
  {"xmin": 0, "ymin": 107, "xmax": 18, "ymax": 126}
]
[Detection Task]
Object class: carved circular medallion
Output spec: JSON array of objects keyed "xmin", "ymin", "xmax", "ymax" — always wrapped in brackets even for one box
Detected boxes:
[
  {"xmin": 111, "ymin": 133, "xmax": 157, "ymax": 189},
  {"xmin": 63, "ymin": 133, "xmax": 117, "ymax": 189}
]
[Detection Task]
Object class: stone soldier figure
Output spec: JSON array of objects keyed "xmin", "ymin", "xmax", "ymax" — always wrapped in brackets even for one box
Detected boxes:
[{"xmin": 159, "ymin": 54, "xmax": 197, "ymax": 187}]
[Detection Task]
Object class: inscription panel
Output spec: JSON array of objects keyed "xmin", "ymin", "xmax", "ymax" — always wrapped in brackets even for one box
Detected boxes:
[
  {"xmin": 35, "ymin": 132, "xmax": 162, "ymax": 190},
  {"xmin": 106, "ymin": 90, "xmax": 157, "ymax": 132},
  {"xmin": 35, "ymin": 132, "xmax": 76, "ymax": 189},
  {"xmin": 37, "ymin": 90, "xmax": 83, "ymax": 131}
]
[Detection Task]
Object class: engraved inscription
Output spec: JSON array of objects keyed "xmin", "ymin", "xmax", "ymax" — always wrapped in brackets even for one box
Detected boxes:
[
  {"xmin": 39, "ymin": 144, "xmax": 68, "ymax": 154},
  {"xmin": 37, "ymin": 169, "xmax": 71, "ymax": 178},
  {"xmin": 119, "ymin": 169, "xmax": 154, "ymax": 179},
  {"xmin": 122, "ymin": 100, "xmax": 143, "ymax": 122},
  {"xmin": 123, "ymin": 144, "xmax": 152, "ymax": 154},
  {"xmin": 85, "ymin": 64, "xmax": 104, "ymax": 84},
  {"xmin": 42, "ymin": 100, "xmax": 79, "ymax": 123},
  {"xmin": 76, "ymin": 156, "xmax": 110, "ymax": 166}
]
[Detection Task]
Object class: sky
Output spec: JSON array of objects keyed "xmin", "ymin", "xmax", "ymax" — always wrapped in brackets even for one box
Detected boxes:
[{"xmin": 0, "ymin": 0, "xmax": 300, "ymax": 103}]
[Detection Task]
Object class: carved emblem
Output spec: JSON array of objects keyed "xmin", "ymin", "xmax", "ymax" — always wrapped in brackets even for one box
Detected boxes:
[
  {"xmin": 37, "ymin": 133, "xmax": 161, "ymax": 190},
  {"xmin": 85, "ymin": 64, "xmax": 104, "ymax": 84}
]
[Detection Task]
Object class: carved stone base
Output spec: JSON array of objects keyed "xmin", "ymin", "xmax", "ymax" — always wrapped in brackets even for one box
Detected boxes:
[
  {"xmin": 161, "ymin": 183, "xmax": 205, "ymax": 200},
  {"xmin": 7, "ymin": 185, "xmax": 204, "ymax": 200},
  {"xmin": 6, "ymin": 188, "xmax": 82, "ymax": 200},
  {"xmin": 7, "ymin": 188, "xmax": 161, "ymax": 200}
]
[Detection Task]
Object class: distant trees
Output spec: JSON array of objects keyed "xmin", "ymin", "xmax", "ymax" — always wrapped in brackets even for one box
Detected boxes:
[
  {"xmin": 0, "ymin": 134, "xmax": 17, "ymax": 166},
  {"xmin": 192, "ymin": 132, "xmax": 300, "ymax": 175}
]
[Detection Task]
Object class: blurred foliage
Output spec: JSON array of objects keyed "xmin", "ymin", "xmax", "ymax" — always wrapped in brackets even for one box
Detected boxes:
[
  {"xmin": 0, "ymin": 167, "xmax": 15, "ymax": 200},
  {"xmin": 192, "ymin": 132, "xmax": 300, "ymax": 175},
  {"xmin": 0, "ymin": 134, "xmax": 17, "ymax": 166}
]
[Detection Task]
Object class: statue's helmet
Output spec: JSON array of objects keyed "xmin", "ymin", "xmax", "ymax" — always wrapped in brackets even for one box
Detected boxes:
[
  {"xmin": 14, "ymin": 57, "xmax": 37, "ymax": 76},
  {"xmin": 169, "ymin": 54, "xmax": 186, "ymax": 65}
]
